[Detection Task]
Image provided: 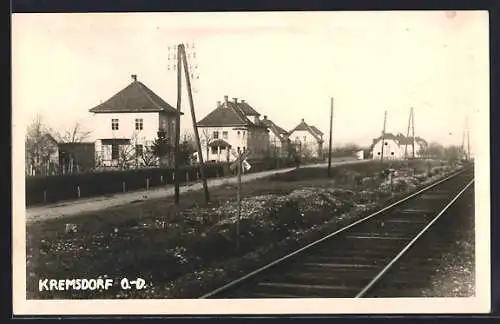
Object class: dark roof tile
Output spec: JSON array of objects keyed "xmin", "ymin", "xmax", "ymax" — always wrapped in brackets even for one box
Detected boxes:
[
  {"xmin": 89, "ymin": 79, "xmax": 178, "ymax": 114},
  {"xmin": 197, "ymin": 100, "xmax": 266, "ymax": 128}
]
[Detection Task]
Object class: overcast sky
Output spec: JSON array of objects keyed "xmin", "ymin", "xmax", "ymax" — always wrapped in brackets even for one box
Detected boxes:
[{"xmin": 12, "ymin": 11, "xmax": 488, "ymax": 152}]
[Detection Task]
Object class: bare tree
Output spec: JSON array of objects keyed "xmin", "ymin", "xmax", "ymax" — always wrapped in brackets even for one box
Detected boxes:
[
  {"xmin": 139, "ymin": 145, "xmax": 159, "ymax": 167},
  {"xmin": 200, "ymin": 128, "xmax": 214, "ymax": 162},
  {"xmin": 56, "ymin": 122, "xmax": 92, "ymax": 143},
  {"xmin": 25, "ymin": 114, "xmax": 58, "ymax": 176}
]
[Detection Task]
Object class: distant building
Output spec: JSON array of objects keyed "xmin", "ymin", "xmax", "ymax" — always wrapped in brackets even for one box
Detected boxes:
[
  {"xmin": 370, "ymin": 133, "xmax": 428, "ymax": 160},
  {"xmin": 89, "ymin": 75, "xmax": 180, "ymax": 168},
  {"xmin": 261, "ymin": 115, "xmax": 290, "ymax": 158},
  {"xmin": 288, "ymin": 119, "xmax": 324, "ymax": 159},
  {"xmin": 196, "ymin": 96, "xmax": 270, "ymax": 162}
]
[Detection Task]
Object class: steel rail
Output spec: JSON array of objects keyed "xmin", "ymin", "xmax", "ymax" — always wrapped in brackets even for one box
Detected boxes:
[
  {"xmin": 355, "ymin": 177, "xmax": 474, "ymax": 298},
  {"xmin": 199, "ymin": 166, "xmax": 472, "ymax": 299}
]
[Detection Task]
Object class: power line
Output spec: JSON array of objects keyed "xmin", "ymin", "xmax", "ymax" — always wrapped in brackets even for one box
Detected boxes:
[{"xmin": 167, "ymin": 42, "xmax": 200, "ymax": 93}]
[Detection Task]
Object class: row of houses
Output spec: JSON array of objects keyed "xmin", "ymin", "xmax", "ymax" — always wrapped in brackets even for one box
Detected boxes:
[
  {"xmin": 87, "ymin": 75, "xmax": 325, "ymax": 167},
  {"xmin": 27, "ymin": 74, "xmax": 432, "ymax": 175},
  {"xmin": 26, "ymin": 75, "xmax": 325, "ymax": 175}
]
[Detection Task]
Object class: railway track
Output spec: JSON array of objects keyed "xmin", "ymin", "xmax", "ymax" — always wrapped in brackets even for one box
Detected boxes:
[{"xmin": 200, "ymin": 166, "xmax": 474, "ymax": 299}]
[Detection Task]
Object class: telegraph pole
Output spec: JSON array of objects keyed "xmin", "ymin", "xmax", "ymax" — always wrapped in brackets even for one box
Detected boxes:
[
  {"xmin": 180, "ymin": 44, "xmax": 210, "ymax": 203},
  {"xmin": 327, "ymin": 97, "xmax": 334, "ymax": 177},
  {"xmin": 380, "ymin": 110, "xmax": 387, "ymax": 162},
  {"xmin": 411, "ymin": 107, "xmax": 415, "ymax": 158},
  {"xmin": 174, "ymin": 44, "xmax": 182, "ymax": 205},
  {"xmin": 404, "ymin": 108, "xmax": 411, "ymax": 159}
]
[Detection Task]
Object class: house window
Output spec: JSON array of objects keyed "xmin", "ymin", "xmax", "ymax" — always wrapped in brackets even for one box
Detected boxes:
[
  {"xmin": 391, "ymin": 152, "xmax": 394, "ymax": 155},
  {"xmin": 136, "ymin": 144, "xmax": 143, "ymax": 156},
  {"xmin": 377, "ymin": 152, "xmax": 381, "ymax": 155},
  {"xmin": 237, "ymin": 131, "xmax": 241, "ymax": 137},
  {"xmin": 111, "ymin": 119, "xmax": 119, "ymax": 130},
  {"xmin": 111, "ymin": 144, "xmax": 119, "ymax": 160},
  {"xmin": 303, "ymin": 136, "xmax": 307, "ymax": 142},
  {"xmin": 211, "ymin": 147, "xmax": 218, "ymax": 154},
  {"xmin": 135, "ymin": 118, "xmax": 144, "ymax": 130},
  {"xmin": 385, "ymin": 142, "xmax": 388, "ymax": 145},
  {"xmin": 222, "ymin": 131, "xmax": 228, "ymax": 139},
  {"xmin": 213, "ymin": 131, "xmax": 219, "ymax": 139}
]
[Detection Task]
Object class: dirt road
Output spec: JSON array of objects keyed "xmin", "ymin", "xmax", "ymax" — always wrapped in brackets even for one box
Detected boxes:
[{"xmin": 26, "ymin": 159, "xmax": 368, "ymax": 222}]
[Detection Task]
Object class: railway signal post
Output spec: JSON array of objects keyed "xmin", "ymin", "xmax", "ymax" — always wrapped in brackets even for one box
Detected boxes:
[{"xmin": 230, "ymin": 149, "xmax": 252, "ymax": 250}]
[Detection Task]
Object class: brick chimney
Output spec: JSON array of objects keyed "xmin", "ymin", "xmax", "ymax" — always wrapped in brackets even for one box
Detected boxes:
[
  {"xmin": 224, "ymin": 95, "xmax": 229, "ymax": 105},
  {"xmin": 233, "ymin": 97, "xmax": 238, "ymax": 104},
  {"xmin": 301, "ymin": 118, "xmax": 305, "ymax": 122},
  {"xmin": 264, "ymin": 115, "xmax": 268, "ymax": 120},
  {"xmin": 131, "ymin": 74, "xmax": 137, "ymax": 82},
  {"xmin": 217, "ymin": 101, "xmax": 221, "ymax": 107},
  {"xmin": 241, "ymin": 99, "xmax": 246, "ymax": 103}
]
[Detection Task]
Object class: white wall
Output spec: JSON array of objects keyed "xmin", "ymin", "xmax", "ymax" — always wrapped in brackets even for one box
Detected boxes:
[
  {"xmin": 371, "ymin": 138, "xmax": 426, "ymax": 160},
  {"xmin": 372, "ymin": 139, "xmax": 401, "ymax": 160},
  {"xmin": 91, "ymin": 112, "xmax": 177, "ymax": 167},
  {"xmin": 91, "ymin": 112, "xmax": 175, "ymax": 143},
  {"xmin": 289, "ymin": 129, "xmax": 321, "ymax": 158},
  {"xmin": 197, "ymin": 125, "xmax": 269, "ymax": 162}
]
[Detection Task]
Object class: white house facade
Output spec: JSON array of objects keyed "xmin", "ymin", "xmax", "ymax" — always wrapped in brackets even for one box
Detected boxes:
[
  {"xmin": 288, "ymin": 119, "xmax": 324, "ymax": 159},
  {"xmin": 196, "ymin": 96, "xmax": 270, "ymax": 163},
  {"xmin": 89, "ymin": 75, "xmax": 179, "ymax": 168},
  {"xmin": 371, "ymin": 133, "xmax": 427, "ymax": 160}
]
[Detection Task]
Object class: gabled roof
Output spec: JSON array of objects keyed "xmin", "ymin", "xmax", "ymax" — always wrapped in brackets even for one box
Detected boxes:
[
  {"xmin": 197, "ymin": 100, "xmax": 266, "ymax": 128},
  {"xmin": 238, "ymin": 101, "xmax": 260, "ymax": 116},
  {"xmin": 310, "ymin": 126, "xmax": 324, "ymax": 136},
  {"xmin": 288, "ymin": 119, "xmax": 323, "ymax": 142},
  {"xmin": 370, "ymin": 133, "xmax": 427, "ymax": 149},
  {"xmin": 89, "ymin": 77, "xmax": 178, "ymax": 114},
  {"xmin": 261, "ymin": 118, "xmax": 288, "ymax": 140}
]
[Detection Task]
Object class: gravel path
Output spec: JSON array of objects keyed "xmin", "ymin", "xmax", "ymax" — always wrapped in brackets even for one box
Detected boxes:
[
  {"xmin": 26, "ymin": 160, "xmax": 369, "ymax": 223},
  {"xmin": 419, "ymin": 185, "xmax": 475, "ymax": 297}
]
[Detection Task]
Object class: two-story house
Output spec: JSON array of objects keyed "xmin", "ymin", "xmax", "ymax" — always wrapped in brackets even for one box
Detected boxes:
[
  {"xmin": 196, "ymin": 96, "xmax": 270, "ymax": 162},
  {"xmin": 261, "ymin": 115, "xmax": 289, "ymax": 158},
  {"xmin": 288, "ymin": 119, "xmax": 324, "ymax": 159},
  {"xmin": 89, "ymin": 75, "xmax": 180, "ymax": 168}
]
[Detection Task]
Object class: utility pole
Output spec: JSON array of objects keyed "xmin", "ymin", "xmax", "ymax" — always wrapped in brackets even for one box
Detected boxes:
[
  {"xmin": 380, "ymin": 110, "xmax": 387, "ymax": 163},
  {"xmin": 180, "ymin": 44, "xmax": 210, "ymax": 203},
  {"xmin": 411, "ymin": 107, "xmax": 415, "ymax": 158},
  {"xmin": 404, "ymin": 108, "xmax": 411, "ymax": 159},
  {"xmin": 237, "ymin": 150, "xmax": 242, "ymax": 250},
  {"xmin": 174, "ymin": 44, "xmax": 182, "ymax": 205},
  {"xmin": 327, "ymin": 97, "xmax": 334, "ymax": 177}
]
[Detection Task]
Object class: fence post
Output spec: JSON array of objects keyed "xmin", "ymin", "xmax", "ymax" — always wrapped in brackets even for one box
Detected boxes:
[
  {"xmin": 186, "ymin": 171, "xmax": 190, "ymax": 182},
  {"xmin": 122, "ymin": 181, "xmax": 126, "ymax": 193},
  {"xmin": 160, "ymin": 175, "xmax": 163, "ymax": 184},
  {"xmin": 43, "ymin": 190, "xmax": 47, "ymax": 203},
  {"xmin": 146, "ymin": 178, "xmax": 150, "ymax": 191},
  {"xmin": 77, "ymin": 185, "xmax": 81, "ymax": 198}
]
